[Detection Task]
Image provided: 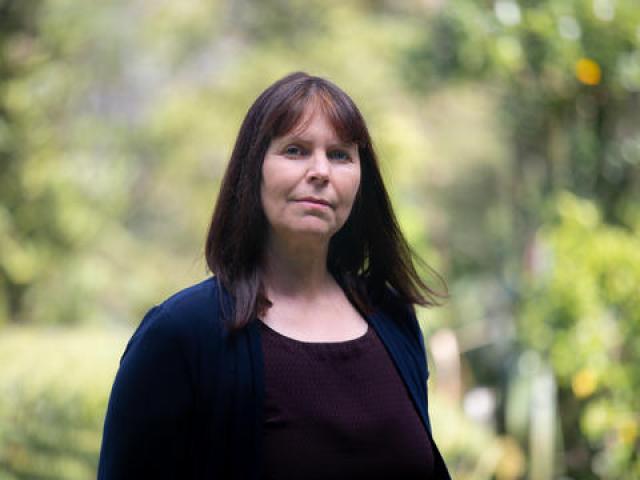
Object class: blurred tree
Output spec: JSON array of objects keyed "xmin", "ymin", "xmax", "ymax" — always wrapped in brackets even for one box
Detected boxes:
[
  {"xmin": 398, "ymin": 1, "xmax": 640, "ymax": 478},
  {"xmin": 0, "ymin": 1, "xmax": 229, "ymax": 326},
  {"xmin": 0, "ymin": 0, "xmax": 47, "ymax": 324},
  {"xmin": 520, "ymin": 193, "xmax": 640, "ymax": 479},
  {"xmin": 401, "ymin": 0, "xmax": 640, "ymax": 234}
]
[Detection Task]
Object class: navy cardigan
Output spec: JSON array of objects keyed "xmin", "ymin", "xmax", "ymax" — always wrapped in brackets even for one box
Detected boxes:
[{"xmin": 98, "ymin": 277, "xmax": 451, "ymax": 479}]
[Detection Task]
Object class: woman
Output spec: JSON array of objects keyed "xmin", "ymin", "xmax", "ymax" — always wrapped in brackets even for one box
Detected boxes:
[{"xmin": 98, "ymin": 72, "xmax": 451, "ymax": 479}]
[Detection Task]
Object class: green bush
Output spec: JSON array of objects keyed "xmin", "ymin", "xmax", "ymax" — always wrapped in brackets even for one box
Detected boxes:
[
  {"xmin": 519, "ymin": 192, "xmax": 640, "ymax": 479},
  {"xmin": 0, "ymin": 327, "xmax": 127, "ymax": 480}
]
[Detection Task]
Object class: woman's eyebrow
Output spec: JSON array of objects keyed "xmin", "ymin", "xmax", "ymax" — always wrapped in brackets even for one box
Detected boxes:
[{"xmin": 279, "ymin": 135, "xmax": 356, "ymax": 149}]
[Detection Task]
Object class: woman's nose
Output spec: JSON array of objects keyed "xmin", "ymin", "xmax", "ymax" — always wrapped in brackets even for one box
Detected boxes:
[{"xmin": 307, "ymin": 150, "xmax": 330, "ymax": 182}]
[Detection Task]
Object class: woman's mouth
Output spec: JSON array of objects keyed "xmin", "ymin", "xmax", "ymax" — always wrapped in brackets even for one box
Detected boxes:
[{"xmin": 296, "ymin": 197, "xmax": 332, "ymax": 208}]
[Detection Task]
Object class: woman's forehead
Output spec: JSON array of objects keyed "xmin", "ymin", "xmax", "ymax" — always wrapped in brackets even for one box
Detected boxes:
[{"xmin": 278, "ymin": 103, "xmax": 356, "ymax": 145}]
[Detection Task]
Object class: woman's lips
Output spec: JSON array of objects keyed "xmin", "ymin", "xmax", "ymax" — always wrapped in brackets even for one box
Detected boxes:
[{"xmin": 295, "ymin": 198, "xmax": 332, "ymax": 208}]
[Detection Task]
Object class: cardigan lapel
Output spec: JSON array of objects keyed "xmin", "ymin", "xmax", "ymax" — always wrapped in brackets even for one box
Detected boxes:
[{"xmin": 365, "ymin": 309, "xmax": 431, "ymax": 434}]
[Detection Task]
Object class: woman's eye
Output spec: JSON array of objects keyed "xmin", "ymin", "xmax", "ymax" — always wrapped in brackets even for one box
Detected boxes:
[
  {"xmin": 284, "ymin": 145, "xmax": 304, "ymax": 156},
  {"xmin": 329, "ymin": 150, "xmax": 351, "ymax": 161}
]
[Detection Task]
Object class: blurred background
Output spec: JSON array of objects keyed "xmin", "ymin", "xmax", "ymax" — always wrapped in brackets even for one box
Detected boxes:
[{"xmin": 1, "ymin": 0, "xmax": 639, "ymax": 478}]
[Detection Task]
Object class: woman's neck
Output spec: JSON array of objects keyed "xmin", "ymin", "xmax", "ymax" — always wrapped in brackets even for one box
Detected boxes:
[{"xmin": 261, "ymin": 234, "xmax": 334, "ymax": 301}]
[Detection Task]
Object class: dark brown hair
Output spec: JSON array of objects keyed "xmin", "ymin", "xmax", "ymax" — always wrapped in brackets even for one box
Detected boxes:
[{"xmin": 205, "ymin": 72, "xmax": 446, "ymax": 330}]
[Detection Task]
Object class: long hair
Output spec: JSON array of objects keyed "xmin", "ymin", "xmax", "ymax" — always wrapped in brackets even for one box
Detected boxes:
[{"xmin": 205, "ymin": 72, "xmax": 446, "ymax": 331}]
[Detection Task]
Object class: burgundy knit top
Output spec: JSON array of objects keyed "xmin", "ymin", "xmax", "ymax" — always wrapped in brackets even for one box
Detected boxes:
[{"xmin": 259, "ymin": 320, "xmax": 435, "ymax": 480}]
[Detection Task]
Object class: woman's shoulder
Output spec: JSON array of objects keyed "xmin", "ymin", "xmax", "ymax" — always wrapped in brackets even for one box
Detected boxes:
[
  {"xmin": 158, "ymin": 275, "xmax": 221, "ymax": 315},
  {"xmin": 129, "ymin": 276, "xmax": 228, "ymax": 348},
  {"xmin": 371, "ymin": 284, "xmax": 424, "ymax": 346}
]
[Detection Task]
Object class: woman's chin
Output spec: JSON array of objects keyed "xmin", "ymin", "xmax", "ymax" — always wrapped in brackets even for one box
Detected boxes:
[
  {"xmin": 293, "ymin": 226, "xmax": 335, "ymax": 239},
  {"xmin": 275, "ymin": 223, "xmax": 338, "ymax": 242}
]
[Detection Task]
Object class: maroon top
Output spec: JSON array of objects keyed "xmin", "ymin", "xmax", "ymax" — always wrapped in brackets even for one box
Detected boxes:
[{"xmin": 259, "ymin": 320, "xmax": 435, "ymax": 480}]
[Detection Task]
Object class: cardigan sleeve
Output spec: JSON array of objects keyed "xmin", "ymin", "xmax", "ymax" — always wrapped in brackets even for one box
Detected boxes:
[{"xmin": 98, "ymin": 305, "xmax": 196, "ymax": 479}]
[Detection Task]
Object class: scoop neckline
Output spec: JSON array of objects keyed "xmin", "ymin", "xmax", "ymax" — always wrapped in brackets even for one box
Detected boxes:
[{"xmin": 258, "ymin": 319, "xmax": 371, "ymax": 346}]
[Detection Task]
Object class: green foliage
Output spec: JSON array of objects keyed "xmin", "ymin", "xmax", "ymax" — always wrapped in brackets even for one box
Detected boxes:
[
  {"xmin": 520, "ymin": 192, "xmax": 640, "ymax": 479},
  {"xmin": 0, "ymin": 327, "xmax": 127, "ymax": 479},
  {"xmin": 401, "ymin": 0, "xmax": 640, "ymax": 228},
  {"xmin": 400, "ymin": 3, "xmax": 640, "ymax": 476}
]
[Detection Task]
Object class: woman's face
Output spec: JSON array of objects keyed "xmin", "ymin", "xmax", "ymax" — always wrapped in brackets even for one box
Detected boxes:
[{"xmin": 261, "ymin": 107, "xmax": 361, "ymax": 244}]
